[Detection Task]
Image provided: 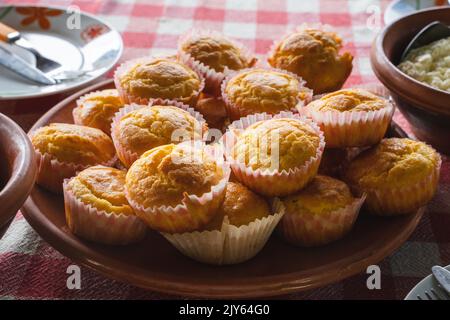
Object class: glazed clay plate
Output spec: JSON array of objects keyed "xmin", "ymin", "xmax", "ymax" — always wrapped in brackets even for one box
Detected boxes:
[
  {"xmin": 22, "ymin": 80, "xmax": 424, "ymax": 298},
  {"xmin": 0, "ymin": 5, "xmax": 122, "ymax": 100}
]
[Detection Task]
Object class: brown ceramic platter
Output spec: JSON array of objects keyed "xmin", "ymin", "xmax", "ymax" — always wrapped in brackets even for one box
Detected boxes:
[{"xmin": 21, "ymin": 79, "xmax": 424, "ymax": 298}]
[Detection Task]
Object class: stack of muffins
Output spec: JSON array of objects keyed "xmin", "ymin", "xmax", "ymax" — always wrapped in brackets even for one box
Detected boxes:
[{"xmin": 29, "ymin": 25, "xmax": 442, "ymax": 265}]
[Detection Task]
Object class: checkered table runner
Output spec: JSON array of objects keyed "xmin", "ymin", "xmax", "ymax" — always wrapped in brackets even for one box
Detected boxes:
[{"xmin": 0, "ymin": 0, "xmax": 449, "ymax": 300}]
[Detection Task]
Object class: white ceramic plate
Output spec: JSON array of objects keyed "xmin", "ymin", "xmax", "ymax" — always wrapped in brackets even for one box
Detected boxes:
[
  {"xmin": 0, "ymin": 5, "xmax": 122, "ymax": 100},
  {"xmin": 405, "ymin": 265, "xmax": 450, "ymax": 300},
  {"xmin": 384, "ymin": 0, "xmax": 449, "ymax": 25}
]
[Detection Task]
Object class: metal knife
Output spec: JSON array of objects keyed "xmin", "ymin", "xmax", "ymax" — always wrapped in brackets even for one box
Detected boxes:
[
  {"xmin": 0, "ymin": 45, "xmax": 56, "ymax": 85},
  {"xmin": 432, "ymin": 266, "xmax": 450, "ymax": 294}
]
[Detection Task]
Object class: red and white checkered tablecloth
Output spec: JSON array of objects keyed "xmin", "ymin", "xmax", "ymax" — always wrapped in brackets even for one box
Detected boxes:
[{"xmin": 0, "ymin": 0, "xmax": 449, "ymax": 300}]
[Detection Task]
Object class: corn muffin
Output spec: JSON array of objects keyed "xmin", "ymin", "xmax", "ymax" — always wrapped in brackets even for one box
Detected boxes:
[
  {"xmin": 194, "ymin": 93, "xmax": 228, "ymax": 130},
  {"xmin": 63, "ymin": 166, "xmax": 147, "ymax": 245},
  {"xmin": 125, "ymin": 143, "xmax": 230, "ymax": 233},
  {"xmin": 114, "ymin": 57, "xmax": 204, "ymax": 106},
  {"xmin": 111, "ymin": 103, "xmax": 205, "ymax": 168},
  {"xmin": 30, "ymin": 123, "xmax": 116, "ymax": 193},
  {"xmin": 302, "ymin": 89, "xmax": 394, "ymax": 148},
  {"xmin": 225, "ymin": 112, "xmax": 325, "ymax": 196},
  {"xmin": 279, "ymin": 175, "xmax": 364, "ymax": 247},
  {"xmin": 344, "ymin": 138, "xmax": 441, "ymax": 215},
  {"xmin": 178, "ymin": 30, "xmax": 256, "ymax": 95},
  {"xmin": 268, "ymin": 26, "xmax": 353, "ymax": 94},
  {"xmin": 73, "ymin": 89, "xmax": 123, "ymax": 135},
  {"xmin": 162, "ymin": 182, "xmax": 285, "ymax": 265},
  {"xmin": 222, "ymin": 68, "xmax": 312, "ymax": 120}
]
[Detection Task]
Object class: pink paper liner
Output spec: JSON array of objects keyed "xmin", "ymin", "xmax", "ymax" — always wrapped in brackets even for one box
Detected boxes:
[
  {"xmin": 220, "ymin": 67, "xmax": 313, "ymax": 120},
  {"xmin": 351, "ymin": 155, "xmax": 442, "ymax": 216},
  {"xmin": 162, "ymin": 198, "xmax": 285, "ymax": 265},
  {"xmin": 178, "ymin": 29, "xmax": 257, "ymax": 96},
  {"xmin": 125, "ymin": 143, "xmax": 231, "ymax": 234},
  {"xmin": 301, "ymin": 91, "xmax": 395, "ymax": 148},
  {"xmin": 113, "ymin": 56, "xmax": 205, "ymax": 107},
  {"xmin": 278, "ymin": 194, "xmax": 366, "ymax": 247},
  {"xmin": 222, "ymin": 111, "xmax": 325, "ymax": 197},
  {"xmin": 110, "ymin": 99, "xmax": 207, "ymax": 168},
  {"xmin": 32, "ymin": 148, "xmax": 117, "ymax": 194},
  {"xmin": 73, "ymin": 89, "xmax": 123, "ymax": 135},
  {"xmin": 63, "ymin": 179, "xmax": 147, "ymax": 245}
]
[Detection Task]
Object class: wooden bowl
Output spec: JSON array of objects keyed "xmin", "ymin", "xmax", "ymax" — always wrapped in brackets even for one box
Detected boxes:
[
  {"xmin": 0, "ymin": 113, "xmax": 37, "ymax": 229},
  {"xmin": 21, "ymin": 80, "xmax": 424, "ymax": 298},
  {"xmin": 371, "ymin": 7, "xmax": 450, "ymax": 154}
]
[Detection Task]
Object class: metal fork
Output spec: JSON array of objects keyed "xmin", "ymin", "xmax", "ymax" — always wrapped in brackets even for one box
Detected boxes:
[{"xmin": 417, "ymin": 285, "xmax": 450, "ymax": 300}]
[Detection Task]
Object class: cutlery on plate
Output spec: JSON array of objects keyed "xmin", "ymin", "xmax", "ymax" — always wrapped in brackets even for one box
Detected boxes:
[
  {"xmin": 432, "ymin": 266, "xmax": 450, "ymax": 294},
  {"xmin": 0, "ymin": 45, "xmax": 56, "ymax": 85},
  {"xmin": 0, "ymin": 21, "xmax": 61, "ymax": 72}
]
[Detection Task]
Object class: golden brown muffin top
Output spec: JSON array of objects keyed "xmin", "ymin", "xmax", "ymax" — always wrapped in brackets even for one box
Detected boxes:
[
  {"xmin": 115, "ymin": 106, "xmax": 203, "ymax": 156},
  {"xmin": 232, "ymin": 118, "xmax": 321, "ymax": 171},
  {"xmin": 73, "ymin": 89, "xmax": 123, "ymax": 135},
  {"xmin": 307, "ymin": 89, "xmax": 388, "ymax": 112},
  {"xmin": 182, "ymin": 35, "xmax": 251, "ymax": 72},
  {"xmin": 67, "ymin": 166, "xmax": 134, "ymax": 216},
  {"xmin": 119, "ymin": 58, "xmax": 201, "ymax": 101},
  {"xmin": 224, "ymin": 68, "xmax": 303, "ymax": 114},
  {"xmin": 205, "ymin": 182, "xmax": 270, "ymax": 229},
  {"xmin": 31, "ymin": 123, "xmax": 115, "ymax": 165},
  {"xmin": 267, "ymin": 28, "xmax": 353, "ymax": 94},
  {"xmin": 344, "ymin": 138, "xmax": 440, "ymax": 190},
  {"xmin": 283, "ymin": 175, "xmax": 354, "ymax": 215},
  {"xmin": 126, "ymin": 143, "xmax": 224, "ymax": 208}
]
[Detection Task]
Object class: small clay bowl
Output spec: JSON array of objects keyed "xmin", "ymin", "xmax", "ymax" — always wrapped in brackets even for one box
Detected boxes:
[
  {"xmin": 371, "ymin": 7, "xmax": 450, "ymax": 154},
  {"xmin": 0, "ymin": 113, "xmax": 37, "ymax": 229}
]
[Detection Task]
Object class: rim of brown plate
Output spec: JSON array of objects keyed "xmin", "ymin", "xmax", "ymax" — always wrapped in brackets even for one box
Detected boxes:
[{"xmin": 21, "ymin": 79, "xmax": 424, "ymax": 298}]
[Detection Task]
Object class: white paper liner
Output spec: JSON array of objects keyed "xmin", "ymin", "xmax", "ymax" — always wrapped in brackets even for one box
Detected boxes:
[
  {"xmin": 32, "ymin": 148, "xmax": 116, "ymax": 194},
  {"xmin": 63, "ymin": 179, "xmax": 147, "ymax": 245},
  {"xmin": 278, "ymin": 194, "xmax": 366, "ymax": 247},
  {"xmin": 73, "ymin": 89, "xmax": 123, "ymax": 135},
  {"xmin": 220, "ymin": 67, "xmax": 313, "ymax": 120},
  {"xmin": 110, "ymin": 99, "xmax": 207, "ymax": 168},
  {"xmin": 301, "ymin": 93, "xmax": 395, "ymax": 148},
  {"xmin": 162, "ymin": 198, "xmax": 285, "ymax": 265},
  {"xmin": 125, "ymin": 143, "xmax": 231, "ymax": 234},
  {"xmin": 178, "ymin": 29, "xmax": 257, "ymax": 96},
  {"xmin": 113, "ymin": 56, "xmax": 205, "ymax": 107},
  {"xmin": 221, "ymin": 111, "xmax": 325, "ymax": 197},
  {"xmin": 354, "ymin": 155, "xmax": 442, "ymax": 216}
]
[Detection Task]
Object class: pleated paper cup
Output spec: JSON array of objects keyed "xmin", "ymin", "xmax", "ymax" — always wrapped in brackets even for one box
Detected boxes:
[
  {"xmin": 33, "ymin": 149, "xmax": 116, "ymax": 194},
  {"xmin": 221, "ymin": 67, "xmax": 313, "ymax": 120},
  {"xmin": 278, "ymin": 194, "xmax": 366, "ymax": 247},
  {"xmin": 354, "ymin": 156, "xmax": 441, "ymax": 216},
  {"xmin": 110, "ymin": 99, "xmax": 207, "ymax": 168},
  {"xmin": 162, "ymin": 198, "xmax": 285, "ymax": 265},
  {"xmin": 222, "ymin": 112, "xmax": 325, "ymax": 197},
  {"xmin": 114, "ymin": 56, "xmax": 205, "ymax": 107},
  {"xmin": 178, "ymin": 29, "xmax": 257, "ymax": 96},
  {"xmin": 63, "ymin": 179, "xmax": 147, "ymax": 245},
  {"xmin": 126, "ymin": 144, "xmax": 231, "ymax": 234},
  {"xmin": 301, "ymin": 100, "xmax": 395, "ymax": 148}
]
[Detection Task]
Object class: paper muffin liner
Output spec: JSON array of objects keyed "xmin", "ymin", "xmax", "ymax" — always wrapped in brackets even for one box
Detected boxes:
[
  {"xmin": 63, "ymin": 179, "xmax": 147, "ymax": 245},
  {"xmin": 73, "ymin": 89, "xmax": 123, "ymax": 135},
  {"xmin": 301, "ymin": 97, "xmax": 395, "ymax": 148},
  {"xmin": 114, "ymin": 56, "xmax": 205, "ymax": 107},
  {"xmin": 354, "ymin": 155, "xmax": 442, "ymax": 216},
  {"xmin": 32, "ymin": 148, "xmax": 117, "ymax": 194},
  {"xmin": 162, "ymin": 198, "xmax": 285, "ymax": 265},
  {"xmin": 178, "ymin": 29, "xmax": 257, "ymax": 96},
  {"xmin": 278, "ymin": 194, "xmax": 366, "ymax": 247},
  {"xmin": 222, "ymin": 111, "xmax": 325, "ymax": 197},
  {"xmin": 110, "ymin": 99, "xmax": 207, "ymax": 168},
  {"xmin": 126, "ymin": 144, "xmax": 231, "ymax": 234},
  {"xmin": 220, "ymin": 67, "xmax": 313, "ymax": 120}
]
